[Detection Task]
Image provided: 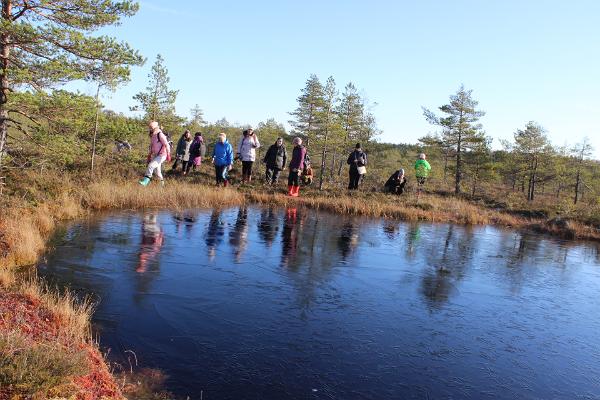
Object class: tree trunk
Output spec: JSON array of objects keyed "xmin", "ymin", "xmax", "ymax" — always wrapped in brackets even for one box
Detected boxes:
[
  {"xmin": 329, "ymin": 152, "xmax": 336, "ymax": 181},
  {"xmin": 574, "ymin": 167, "xmax": 581, "ymax": 204},
  {"xmin": 91, "ymin": 84, "xmax": 101, "ymax": 174},
  {"xmin": 455, "ymin": 135, "xmax": 462, "ymax": 194},
  {"xmin": 318, "ymin": 147, "xmax": 326, "ymax": 190},
  {"xmin": 0, "ymin": 0, "xmax": 12, "ymax": 171}
]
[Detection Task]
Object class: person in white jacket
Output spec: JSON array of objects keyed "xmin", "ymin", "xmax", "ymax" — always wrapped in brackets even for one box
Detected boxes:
[{"xmin": 237, "ymin": 128, "xmax": 260, "ymax": 183}]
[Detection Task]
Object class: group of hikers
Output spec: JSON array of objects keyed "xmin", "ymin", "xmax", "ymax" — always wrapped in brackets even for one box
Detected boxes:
[{"xmin": 139, "ymin": 121, "xmax": 431, "ymax": 196}]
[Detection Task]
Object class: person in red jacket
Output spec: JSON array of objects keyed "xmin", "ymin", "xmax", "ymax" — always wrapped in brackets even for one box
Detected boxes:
[{"xmin": 287, "ymin": 137, "xmax": 306, "ymax": 197}]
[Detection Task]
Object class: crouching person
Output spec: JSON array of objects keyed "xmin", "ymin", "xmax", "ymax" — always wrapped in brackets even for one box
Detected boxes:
[
  {"xmin": 384, "ymin": 168, "xmax": 407, "ymax": 195},
  {"xmin": 140, "ymin": 121, "xmax": 171, "ymax": 186}
]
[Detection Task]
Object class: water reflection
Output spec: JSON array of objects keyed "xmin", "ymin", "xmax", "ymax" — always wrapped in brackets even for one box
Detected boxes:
[
  {"xmin": 205, "ymin": 210, "xmax": 225, "ymax": 261},
  {"xmin": 281, "ymin": 208, "xmax": 301, "ymax": 268},
  {"xmin": 37, "ymin": 207, "xmax": 600, "ymax": 400},
  {"xmin": 337, "ymin": 222, "xmax": 359, "ymax": 260},
  {"xmin": 257, "ymin": 208, "xmax": 279, "ymax": 247},
  {"xmin": 420, "ymin": 225, "xmax": 474, "ymax": 308},
  {"xmin": 137, "ymin": 213, "xmax": 164, "ymax": 273},
  {"xmin": 229, "ymin": 207, "xmax": 249, "ymax": 262}
]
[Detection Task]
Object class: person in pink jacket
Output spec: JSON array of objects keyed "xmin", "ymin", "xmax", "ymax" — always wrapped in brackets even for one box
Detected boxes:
[{"xmin": 139, "ymin": 121, "xmax": 171, "ymax": 186}]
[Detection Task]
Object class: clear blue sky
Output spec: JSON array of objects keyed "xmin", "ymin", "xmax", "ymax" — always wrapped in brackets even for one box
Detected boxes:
[{"xmin": 85, "ymin": 0, "xmax": 600, "ymax": 155}]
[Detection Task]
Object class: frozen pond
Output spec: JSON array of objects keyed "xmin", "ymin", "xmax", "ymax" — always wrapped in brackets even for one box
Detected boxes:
[{"xmin": 39, "ymin": 207, "xmax": 600, "ymax": 399}]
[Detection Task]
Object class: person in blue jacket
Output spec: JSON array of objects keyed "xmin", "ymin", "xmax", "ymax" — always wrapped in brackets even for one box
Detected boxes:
[{"xmin": 212, "ymin": 132, "xmax": 234, "ymax": 186}]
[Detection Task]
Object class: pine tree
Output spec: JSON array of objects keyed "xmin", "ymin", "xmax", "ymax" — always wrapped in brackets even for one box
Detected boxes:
[
  {"xmin": 0, "ymin": 0, "xmax": 143, "ymax": 170},
  {"xmin": 187, "ymin": 104, "xmax": 207, "ymax": 132},
  {"xmin": 336, "ymin": 82, "xmax": 364, "ymax": 144},
  {"xmin": 423, "ymin": 85, "xmax": 486, "ymax": 194},
  {"xmin": 131, "ymin": 54, "xmax": 179, "ymax": 130},
  {"xmin": 512, "ymin": 121, "xmax": 552, "ymax": 201},
  {"xmin": 317, "ymin": 76, "xmax": 343, "ymax": 189},
  {"xmin": 288, "ymin": 74, "xmax": 325, "ymax": 146},
  {"xmin": 571, "ymin": 137, "xmax": 594, "ymax": 204}
]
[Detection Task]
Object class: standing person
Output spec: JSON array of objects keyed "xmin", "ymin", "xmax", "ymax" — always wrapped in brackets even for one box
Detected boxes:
[
  {"xmin": 139, "ymin": 121, "xmax": 171, "ymax": 186},
  {"xmin": 263, "ymin": 137, "xmax": 287, "ymax": 185},
  {"xmin": 347, "ymin": 142, "xmax": 368, "ymax": 190},
  {"xmin": 414, "ymin": 153, "xmax": 432, "ymax": 194},
  {"xmin": 287, "ymin": 137, "xmax": 306, "ymax": 197},
  {"xmin": 384, "ymin": 168, "xmax": 408, "ymax": 195},
  {"xmin": 212, "ymin": 132, "xmax": 234, "ymax": 186},
  {"xmin": 172, "ymin": 130, "xmax": 193, "ymax": 172},
  {"xmin": 187, "ymin": 132, "xmax": 205, "ymax": 174},
  {"xmin": 237, "ymin": 128, "xmax": 260, "ymax": 183}
]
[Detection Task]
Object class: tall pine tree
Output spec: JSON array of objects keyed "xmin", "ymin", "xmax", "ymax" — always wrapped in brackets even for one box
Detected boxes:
[
  {"xmin": 423, "ymin": 85, "xmax": 486, "ymax": 194},
  {"xmin": 0, "ymin": 0, "xmax": 143, "ymax": 170},
  {"xmin": 132, "ymin": 54, "xmax": 180, "ymax": 131},
  {"xmin": 288, "ymin": 74, "xmax": 324, "ymax": 147}
]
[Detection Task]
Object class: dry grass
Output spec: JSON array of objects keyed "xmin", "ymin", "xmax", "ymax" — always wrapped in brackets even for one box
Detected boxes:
[
  {"xmin": 83, "ymin": 179, "xmax": 244, "ymax": 211},
  {"xmin": 19, "ymin": 279, "xmax": 94, "ymax": 343}
]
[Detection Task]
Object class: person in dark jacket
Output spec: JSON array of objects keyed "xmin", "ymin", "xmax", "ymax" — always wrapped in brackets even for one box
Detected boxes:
[
  {"xmin": 263, "ymin": 137, "xmax": 287, "ymax": 185},
  {"xmin": 287, "ymin": 137, "xmax": 306, "ymax": 197},
  {"xmin": 347, "ymin": 142, "xmax": 367, "ymax": 190},
  {"xmin": 172, "ymin": 130, "xmax": 192, "ymax": 172},
  {"xmin": 384, "ymin": 168, "xmax": 408, "ymax": 195},
  {"xmin": 187, "ymin": 132, "xmax": 206, "ymax": 174}
]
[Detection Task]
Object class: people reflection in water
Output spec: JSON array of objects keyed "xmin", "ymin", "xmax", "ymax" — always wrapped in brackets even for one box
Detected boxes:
[
  {"xmin": 406, "ymin": 224, "xmax": 421, "ymax": 258},
  {"xmin": 338, "ymin": 222, "xmax": 359, "ymax": 260},
  {"xmin": 136, "ymin": 213, "xmax": 164, "ymax": 273},
  {"xmin": 382, "ymin": 221, "xmax": 398, "ymax": 240},
  {"xmin": 205, "ymin": 210, "xmax": 225, "ymax": 261},
  {"xmin": 257, "ymin": 208, "xmax": 279, "ymax": 247},
  {"xmin": 281, "ymin": 208, "xmax": 300, "ymax": 267},
  {"xmin": 173, "ymin": 212, "xmax": 196, "ymax": 238},
  {"xmin": 229, "ymin": 207, "xmax": 249, "ymax": 262}
]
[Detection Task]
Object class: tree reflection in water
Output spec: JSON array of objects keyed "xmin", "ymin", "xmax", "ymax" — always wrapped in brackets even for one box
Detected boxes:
[{"xmin": 418, "ymin": 225, "xmax": 475, "ymax": 308}]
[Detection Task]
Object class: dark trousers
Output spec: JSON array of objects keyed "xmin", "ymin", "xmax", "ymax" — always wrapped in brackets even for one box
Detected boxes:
[
  {"xmin": 184, "ymin": 160, "xmax": 195, "ymax": 174},
  {"xmin": 265, "ymin": 166, "xmax": 281, "ymax": 184},
  {"xmin": 172, "ymin": 158, "xmax": 185, "ymax": 171},
  {"xmin": 288, "ymin": 170, "xmax": 300, "ymax": 186},
  {"xmin": 215, "ymin": 165, "xmax": 228, "ymax": 184},
  {"xmin": 386, "ymin": 180, "xmax": 407, "ymax": 195},
  {"xmin": 348, "ymin": 168, "xmax": 362, "ymax": 190},
  {"xmin": 242, "ymin": 161, "xmax": 254, "ymax": 178}
]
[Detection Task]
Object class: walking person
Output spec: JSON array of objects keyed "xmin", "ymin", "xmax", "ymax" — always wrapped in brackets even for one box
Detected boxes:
[
  {"xmin": 187, "ymin": 132, "xmax": 206, "ymax": 174},
  {"xmin": 414, "ymin": 153, "xmax": 432, "ymax": 196},
  {"xmin": 384, "ymin": 168, "xmax": 408, "ymax": 195},
  {"xmin": 212, "ymin": 132, "xmax": 234, "ymax": 186},
  {"xmin": 347, "ymin": 142, "xmax": 367, "ymax": 190},
  {"xmin": 237, "ymin": 128, "xmax": 260, "ymax": 183},
  {"xmin": 287, "ymin": 137, "xmax": 307, "ymax": 197},
  {"xmin": 263, "ymin": 137, "xmax": 287, "ymax": 185},
  {"xmin": 139, "ymin": 121, "xmax": 171, "ymax": 186},
  {"xmin": 172, "ymin": 130, "xmax": 193, "ymax": 173}
]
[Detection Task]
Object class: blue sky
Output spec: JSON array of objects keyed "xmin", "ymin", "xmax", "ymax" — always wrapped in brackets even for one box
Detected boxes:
[{"xmin": 85, "ymin": 1, "xmax": 600, "ymax": 154}]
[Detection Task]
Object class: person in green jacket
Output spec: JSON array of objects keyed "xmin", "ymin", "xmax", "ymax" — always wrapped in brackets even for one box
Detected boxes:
[{"xmin": 414, "ymin": 153, "xmax": 431, "ymax": 188}]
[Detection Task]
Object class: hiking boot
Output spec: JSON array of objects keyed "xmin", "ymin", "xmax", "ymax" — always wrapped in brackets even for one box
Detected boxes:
[
  {"xmin": 287, "ymin": 185, "xmax": 294, "ymax": 196},
  {"xmin": 139, "ymin": 177, "xmax": 150, "ymax": 186}
]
